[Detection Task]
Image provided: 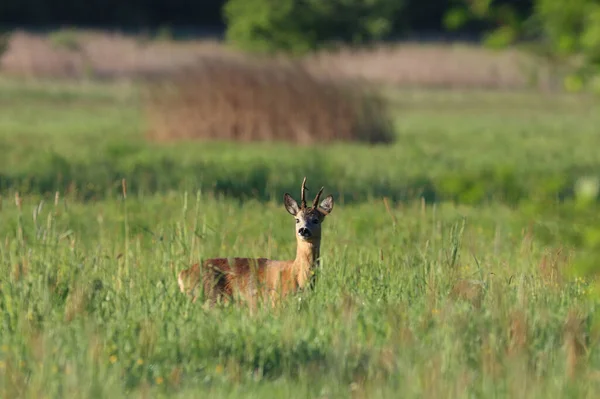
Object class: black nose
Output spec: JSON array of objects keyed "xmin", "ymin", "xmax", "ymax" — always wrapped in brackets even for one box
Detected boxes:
[{"xmin": 299, "ymin": 228, "xmax": 311, "ymax": 237}]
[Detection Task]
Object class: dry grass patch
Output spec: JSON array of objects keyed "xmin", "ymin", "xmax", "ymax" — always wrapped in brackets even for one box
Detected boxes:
[
  {"xmin": 0, "ymin": 30, "xmax": 228, "ymax": 80},
  {"xmin": 1, "ymin": 29, "xmax": 558, "ymax": 91},
  {"xmin": 305, "ymin": 42, "xmax": 555, "ymax": 90},
  {"xmin": 143, "ymin": 55, "xmax": 395, "ymax": 145}
]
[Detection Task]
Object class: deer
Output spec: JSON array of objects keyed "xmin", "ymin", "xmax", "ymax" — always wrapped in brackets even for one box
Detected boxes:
[{"xmin": 177, "ymin": 177, "xmax": 334, "ymax": 308}]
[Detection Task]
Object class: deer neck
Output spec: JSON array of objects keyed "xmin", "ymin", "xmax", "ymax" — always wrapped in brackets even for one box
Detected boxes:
[{"xmin": 294, "ymin": 238, "xmax": 320, "ymax": 288}]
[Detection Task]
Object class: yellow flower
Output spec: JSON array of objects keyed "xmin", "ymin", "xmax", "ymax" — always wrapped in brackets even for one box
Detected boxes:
[
  {"xmin": 109, "ymin": 355, "xmax": 117, "ymax": 364},
  {"xmin": 215, "ymin": 364, "xmax": 224, "ymax": 374},
  {"xmin": 431, "ymin": 308, "xmax": 440, "ymax": 315},
  {"xmin": 155, "ymin": 376, "xmax": 164, "ymax": 385},
  {"xmin": 136, "ymin": 359, "xmax": 144, "ymax": 366}
]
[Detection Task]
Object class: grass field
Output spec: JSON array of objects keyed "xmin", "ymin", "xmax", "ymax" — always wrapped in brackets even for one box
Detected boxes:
[{"xmin": 1, "ymin": 77, "xmax": 600, "ymax": 398}]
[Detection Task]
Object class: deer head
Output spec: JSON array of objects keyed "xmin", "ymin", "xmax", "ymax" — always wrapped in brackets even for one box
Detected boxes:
[{"xmin": 284, "ymin": 177, "xmax": 334, "ymax": 242}]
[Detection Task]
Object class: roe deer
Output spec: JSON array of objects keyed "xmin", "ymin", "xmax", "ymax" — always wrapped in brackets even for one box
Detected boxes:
[{"xmin": 177, "ymin": 177, "xmax": 334, "ymax": 308}]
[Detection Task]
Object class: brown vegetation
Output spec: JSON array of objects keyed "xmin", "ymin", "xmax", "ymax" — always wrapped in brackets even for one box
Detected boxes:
[
  {"xmin": 1, "ymin": 29, "xmax": 553, "ymax": 89},
  {"xmin": 305, "ymin": 43, "xmax": 553, "ymax": 90},
  {"xmin": 0, "ymin": 30, "xmax": 226, "ymax": 80},
  {"xmin": 143, "ymin": 55, "xmax": 395, "ymax": 144}
]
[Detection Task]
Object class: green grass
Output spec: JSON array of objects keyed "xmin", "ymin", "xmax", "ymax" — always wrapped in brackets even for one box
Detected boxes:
[
  {"xmin": 1, "ymin": 79, "xmax": 600, "ymax": 204},
  {"xmin": 1, "ymin": 77, "xmax": 600, "ymax": 397}
]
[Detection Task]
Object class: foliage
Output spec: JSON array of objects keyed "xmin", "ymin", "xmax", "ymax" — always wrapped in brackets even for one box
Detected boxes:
[
  {"xmin": 444, "ymin": 0, "xmax": 529, "ymax": 48},
  {"xmin": 446, "ymin": 0, "xmax": 600, "ymax": 92},
  {"xmin": 223, "ymin": 0, "xmax": 404, "ymax": 54}
]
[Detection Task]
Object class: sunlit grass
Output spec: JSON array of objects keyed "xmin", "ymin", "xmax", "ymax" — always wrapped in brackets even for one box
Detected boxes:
[
  {"xmin": 0, "ymin": 191, "xmax": 597, "ymax": 397},
  {"xmin": 0, "ymin": 78, "xmax": 599, "ymax": 397}
]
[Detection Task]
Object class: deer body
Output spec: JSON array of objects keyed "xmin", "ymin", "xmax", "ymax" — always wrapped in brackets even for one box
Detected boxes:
[{"xmin": 177, "ymin": 178, "xmax": 333, "ymax": 307}]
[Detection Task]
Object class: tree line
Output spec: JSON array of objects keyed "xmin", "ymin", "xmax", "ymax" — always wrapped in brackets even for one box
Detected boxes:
[
  {"xmin": 0, "ymin": 0, "xmax": 529, "ymax": 34},
  {"xmin": 2, "ymin": 0, "xmax": 599, "ymax": 90}
]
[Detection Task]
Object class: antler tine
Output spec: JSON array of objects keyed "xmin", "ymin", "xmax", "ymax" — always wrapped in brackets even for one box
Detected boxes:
[
  {"xmin": 300, "ymin": 177, "xmax": 308, "ymax": 209},
  {"xmin": 312, "ymin": 186, "xmax": 324, "ymax": 209}
]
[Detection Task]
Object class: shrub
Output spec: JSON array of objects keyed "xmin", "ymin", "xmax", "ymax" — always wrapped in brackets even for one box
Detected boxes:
[
  {"xmin": 446, "ymin": 0, "xmax": 600, "ymax": 92},
  {"xmin": 143, "ymin": 55, "xmax": 395, "ymax": 145},
  {"xmin": 223, "ymin": 0, "xmax": 404, "ymax": 55}
]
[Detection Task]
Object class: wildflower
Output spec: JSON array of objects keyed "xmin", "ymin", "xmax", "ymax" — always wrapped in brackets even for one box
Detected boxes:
[
  {"xmin": 431, "ymin": 308, "xmax": 440, "ymax": 315},
  {"xmin": 155, "ymin": 376, "xmax": 164, "ymax": 385},
  {"xmin": 137, "ymin": 359, "xmax": 144, "ymax": 366},
  {"xmin": 215, "ymin": 364, "xmax": 224, "ymax": 374},
  {"xmin": 109, "ymin": 355, "xmax": 117, "ymax": 364}
]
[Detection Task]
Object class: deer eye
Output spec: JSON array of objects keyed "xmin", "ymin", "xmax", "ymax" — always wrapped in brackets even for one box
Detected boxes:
[
  {"xmin": 295, "ymin": 219, "xmax": 300, "ymax": 224},
  {"xmin": 312, "ymin": 219, "xmax": 319, "ymax": 224}
]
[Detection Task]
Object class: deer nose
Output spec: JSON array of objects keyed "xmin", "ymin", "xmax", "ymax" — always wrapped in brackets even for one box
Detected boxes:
[{"xmin": 298, "ymin": 227, "xmax": 311, "ymax": 238}]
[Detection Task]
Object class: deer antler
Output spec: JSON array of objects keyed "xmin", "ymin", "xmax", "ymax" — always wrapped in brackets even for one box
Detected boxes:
[
  {"xmin": 300, "ymin": 177, "xmax": 308, "ymax": 209},
  {"xmin": 312, "ymin": 186, "xmax": 324, "ymax": 209}
]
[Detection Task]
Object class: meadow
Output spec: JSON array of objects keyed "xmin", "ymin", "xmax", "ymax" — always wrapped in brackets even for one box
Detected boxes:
[{"xmin": 1, "ymin": 75, "xmax": 600, "ymax": 398}]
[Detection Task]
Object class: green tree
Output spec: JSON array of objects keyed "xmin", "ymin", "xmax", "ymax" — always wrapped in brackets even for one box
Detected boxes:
[
  {"xmin": 223, "ymin": 0, "xmax": 404, "ymax": 55},
  {"xmin": 446, "ymin": 0, "xmax": 600, "ymax": 92}
]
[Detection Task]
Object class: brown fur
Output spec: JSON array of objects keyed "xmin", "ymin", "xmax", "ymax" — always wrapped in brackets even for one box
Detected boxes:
[{"xmin": 177, "ymin": 178, "xmax": 334, "ymax": 308}]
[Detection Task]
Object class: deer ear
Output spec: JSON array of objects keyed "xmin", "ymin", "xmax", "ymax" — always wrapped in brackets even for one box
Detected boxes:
[
  {"xmin": 319, "ymin": 195, "xmax": 334, "ymax": 215},
  {"xmin": 284, "ymin": 193, "xmax": 300, "ymax": 215}
]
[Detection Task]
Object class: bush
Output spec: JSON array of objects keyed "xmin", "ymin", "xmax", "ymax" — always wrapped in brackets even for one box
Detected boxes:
[
  {"xmin": 143, "ymin": 55, "xmax": 395, "ymax": 145},
  {"xmin": 534, "ymin": 0, "xmax": 600, "ymax": 76},
  {"xmin": 223, "ymin": 0, "xmax": 404, "ymax": 55},
  {"xmin": 447, "ymin": 0, "xmax": 600, "ymax": 92}
]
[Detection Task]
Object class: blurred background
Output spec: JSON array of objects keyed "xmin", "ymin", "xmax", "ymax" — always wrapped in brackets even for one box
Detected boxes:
[{"xmin": 0, "ymin": 0, "xmax": 599, "ymax": 253}]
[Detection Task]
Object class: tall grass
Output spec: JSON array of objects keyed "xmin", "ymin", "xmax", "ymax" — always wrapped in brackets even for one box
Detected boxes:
[
  {"xmin": 0, "ymin": 79, "xmax": 599, "ymax": 397},
  {"xmin": 0, "ymin": 192, "xmax": 596, "ymax": 398}
]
